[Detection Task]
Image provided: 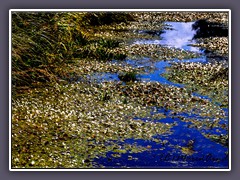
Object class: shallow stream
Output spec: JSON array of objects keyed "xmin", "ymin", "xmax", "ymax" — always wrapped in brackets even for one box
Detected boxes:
[{"xmin": 90, "ymin": 22, "xmax": 229, "ymax": 168}]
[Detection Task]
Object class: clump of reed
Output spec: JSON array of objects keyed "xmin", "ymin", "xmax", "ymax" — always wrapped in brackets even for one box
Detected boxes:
[{"xmin": 12, "ymin": 12, "xmax": 133, "ymax": 89}]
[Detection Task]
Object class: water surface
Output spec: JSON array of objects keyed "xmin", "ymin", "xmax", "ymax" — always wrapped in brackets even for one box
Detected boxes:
[
  {"xmin": 135, "ymin": 22, "xmax": 201, "ymax": 52},
  {"xmin": 91, "ymin": 22, "xmax": 229, "ymax": 168}
]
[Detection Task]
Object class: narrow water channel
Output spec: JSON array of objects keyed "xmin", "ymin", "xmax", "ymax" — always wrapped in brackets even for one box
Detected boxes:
[
  {"xmin": 91, "ymin": 22, "xmax": 229, "ymax": 168},
  {"xmin": 135, "ymin": 22, "xmax": 201, "ymax": 52}
]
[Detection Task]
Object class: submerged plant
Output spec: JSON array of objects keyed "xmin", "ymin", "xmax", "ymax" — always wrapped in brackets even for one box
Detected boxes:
[{"xmin": 118, "ymin": 71, "xmax": 138, "ymax": 82}]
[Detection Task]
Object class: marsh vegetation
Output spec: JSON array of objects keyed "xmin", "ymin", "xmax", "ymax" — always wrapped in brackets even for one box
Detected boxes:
[{"xmin": 11, "ymin": 11, "xmax": 229, "ymax": 169}]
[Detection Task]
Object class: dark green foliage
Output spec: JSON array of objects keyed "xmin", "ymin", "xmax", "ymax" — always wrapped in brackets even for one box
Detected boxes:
[
  {"xmin": 81, "ymin": 12, "xmax": 135, "ymax": 26},
  {"xmin": 192, "ymin": 19, "xmax": 228, "ymax": 39},
  {"xmin": 118, "ymin": 71, "xmax": 138, "ymax": 82},
  {"xmin": 96, "ymin": 39, "xmax": 121, "ymax": 49}
]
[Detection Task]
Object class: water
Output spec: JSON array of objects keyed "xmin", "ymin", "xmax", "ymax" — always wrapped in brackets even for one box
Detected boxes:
[
  {"xmin": 87, "ymin": 57, "xmax": 207, "ymax": 86},
  {"xmin": 91, "ymin": 22, "xmax": 229, "ymax": 168},
  {"xmin": 127, "ymin": 57, "xmax": 207, "ymax": 87},
  {"xmin": 135, "ymin": 22, "xmax": 201, "ymax": 52},
  {"xmin": 87, "ymin": 72, "xmax": 120, "ymax": 82},
  {"xmin": 96, "ymin": 118, "xmax": 228, "ymax": 168},
  {"xmin": 95, "ymin": 107, "xmax": 228, "ymax": 168},
  {"xmin": 88, "ymin": 21, "xmax": 207, "ymax": 85}
]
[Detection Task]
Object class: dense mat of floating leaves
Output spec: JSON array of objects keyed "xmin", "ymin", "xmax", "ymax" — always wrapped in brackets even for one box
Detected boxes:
[
  {"xmin": 12, "ymin": 80, "xmax": 226, "ymax": 168},
  {"xmin": 92, "ymin": 12, "xmax": 228, "ymax": 42},
  {"xmin": 110, "ymin": 81, "xmax": 226, "ymax": 118},
  {"xmin": 131, "ymin": 12, "xmax": 228, "ymax": 24},
  {"xmin": 68, "ymin": 58, "xmax": 144, "ymax": 75},
  {"xmin": 163, "ymin": 62, "xmax": 228, "ymax": 107},
  {"xmin": 92, "ymin": 22, "xmax": 165, "ymax": 42},
  {"xmin": 192, "ymin": 37, "xmax": 228, "ymax": 57},
  {"xmin": 12, "ymin": 82, "xmax": 172, "ymax": 168},
  {"xmin": 12, "ymin": 12, "xmax": 229, "ymax": 168},
  {"xmin": 12, "ymin": 11, "xmax": 229, "ymax": 87},
  {"xmin": 92, "ymin": 12, "xmax": 229, "ymax": 50},
  {"xmin": 90, "ymin": 12, "xmax": 165, "ymax": 42},
  {"xmin": 181, "ymin": 118, "xmax": 228, "ymax": 147},
  {"xmin": 112, "ymin": 44, "xmax": 200, "ymax": 60}
]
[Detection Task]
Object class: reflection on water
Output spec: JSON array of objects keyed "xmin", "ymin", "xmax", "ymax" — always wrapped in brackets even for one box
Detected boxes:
[
  {"xmin": 126, "ymin": 57, "xmax": 206, "ymax": 87},
  {"xmin": 89, "ymin": 22, "xmax": 228, "ymax": 168},
  {"xmin": 87, "ymin": 72, "xmax": 120, "ymax": 82},
  {"xmin": 95, "ymin": 112, "xmax": 228, "ymax": 168},
  {"xmin": 88, "ymin": 57, "xmax": 207, "ymax": 87},
  {"xmin": 161, "ymin": 22, "xmax": 199, "ymax": 52},
  {"xmin": 135, "ymin": 22, "xmax": 200, "ymax": 52}
]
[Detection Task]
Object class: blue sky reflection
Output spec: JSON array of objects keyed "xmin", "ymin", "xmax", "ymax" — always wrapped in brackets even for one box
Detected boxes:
[
  {"xmin": 135, "ymin": 22, "xmax": 200, "ymax": 52},
  {"xmin": 161, "ymin": 22, "xmax": 199, "ymax": 52}
]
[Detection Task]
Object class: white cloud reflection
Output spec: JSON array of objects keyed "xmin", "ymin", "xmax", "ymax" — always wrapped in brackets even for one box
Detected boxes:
[{"xmin": 135, "ymin": 22, "xmax": 200, "ymax": 52}]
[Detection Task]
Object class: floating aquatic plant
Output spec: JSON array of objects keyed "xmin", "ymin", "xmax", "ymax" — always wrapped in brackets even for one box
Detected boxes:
[
  {"xmin": 163, "ymin": 61, "xmax": 228, "ymax": 107},
  {"xmin": 118, "ymin": 71, "xmax": 138, "ymax": 82},
  {"xmin": 12, "ymin": 11, "xmax": 229, "ymax": 168}
]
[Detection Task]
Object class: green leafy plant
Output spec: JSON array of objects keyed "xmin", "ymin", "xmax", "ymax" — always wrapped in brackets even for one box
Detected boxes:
[{"xmin": 118, "ymin": 71, "xmax": 138, "ymax": 82}]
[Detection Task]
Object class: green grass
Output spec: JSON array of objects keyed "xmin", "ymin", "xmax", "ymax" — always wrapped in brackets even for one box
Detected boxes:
[{"xmin": 12, "ymin": 12, "xmax": 133, "ymax": 88}]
